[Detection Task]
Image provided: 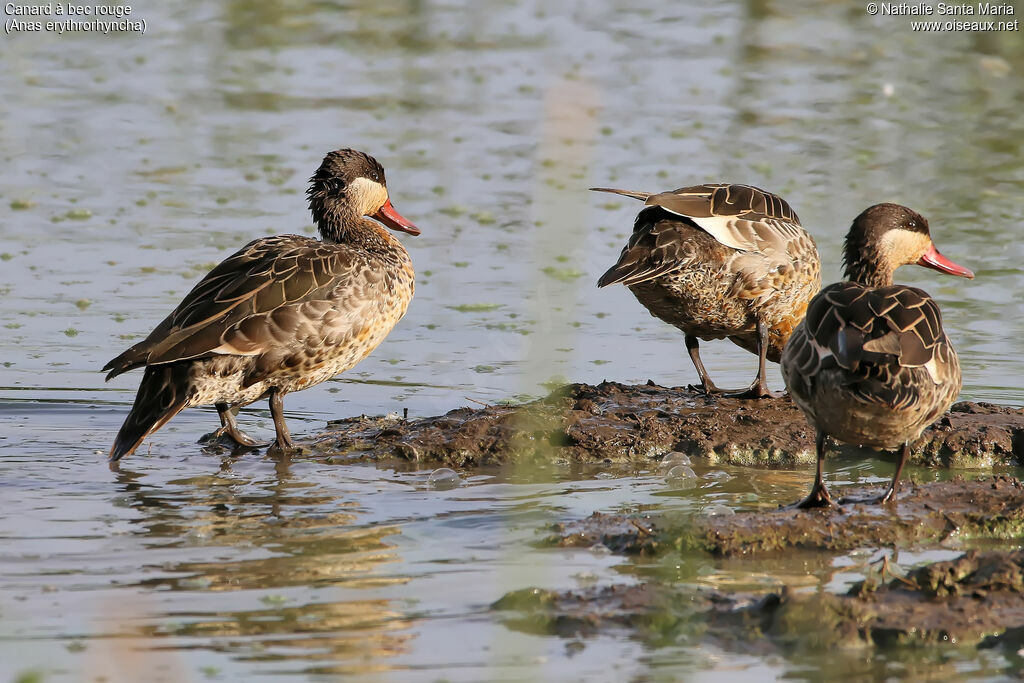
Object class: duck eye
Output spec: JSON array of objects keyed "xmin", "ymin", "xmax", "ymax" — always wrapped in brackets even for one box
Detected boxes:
[{"xmin": 907, "ymin": 220, "xmax": 917, "ymax": 229}]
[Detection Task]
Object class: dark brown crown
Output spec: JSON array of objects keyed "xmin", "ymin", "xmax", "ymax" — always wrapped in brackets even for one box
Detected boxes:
[{"xmin": 307, "ymin": 149, "xmax": 386, "ymax": 199}]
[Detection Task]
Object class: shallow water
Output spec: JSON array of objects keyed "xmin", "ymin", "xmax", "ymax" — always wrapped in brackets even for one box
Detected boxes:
[{"xmin": 2, "ymin": 0, "xmax": 1023, "ymax": 680}]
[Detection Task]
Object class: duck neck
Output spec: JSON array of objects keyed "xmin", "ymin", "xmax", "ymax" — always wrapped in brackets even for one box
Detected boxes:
[
  {"xmin": 843, "ymin": 241, "xmax": 894, "ymax": 288},
  {"xmin": 308, "ymin": 194, "xmax": 352, "ymax": 241},
  {"xmin": 309, "ymin": 197, "xmax": 393, "ymax": 251}
]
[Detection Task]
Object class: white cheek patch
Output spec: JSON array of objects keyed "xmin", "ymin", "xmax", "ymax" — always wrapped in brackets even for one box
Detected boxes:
[
  {"xmin": 877, "ymin": 228, "xmax": 931, "ymax": 266},
  {"xmin": 348, "ymin": 177, "xmax": 388, "ymax": 217}
]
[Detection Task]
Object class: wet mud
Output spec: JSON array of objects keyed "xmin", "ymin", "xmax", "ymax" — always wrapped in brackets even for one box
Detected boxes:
[
  {"xmin": 549, "ymin": 476, "xmax": 1024, "ymax": 556},
  {"xmin": 521, "ymin": 476, "xmax": 1024, "ymax": 658},
  {"xmin": 311, "ymin": 381, "xmax": 1024, "ymax": 468},
  {"xmin": 311, "ymin": 384, "xmax": 1024, "ymax": 658},
  {"xmin": 494, "ymin": 548, "xmax": 1024, "ymax": 651}
]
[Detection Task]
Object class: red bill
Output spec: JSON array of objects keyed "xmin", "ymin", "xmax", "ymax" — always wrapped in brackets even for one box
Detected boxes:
[
  {"xmin": 372, "ymin": 198, "xmax": 420, "ymax": 236},
  {"xmin": 917, "ymin": 243, "xmax": 973, "ymax": 279}
]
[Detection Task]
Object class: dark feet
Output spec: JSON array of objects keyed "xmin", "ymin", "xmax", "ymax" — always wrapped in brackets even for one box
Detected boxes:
[
  {"xmin": 200, "ymin": 426, "xmax": 266, "ymax": 452},
  {"xmin": 690, "ymin": 384, "xmax": 781, "ymax": 399},
  {"xmin": 211, "ymin": 403, "xmax": 265, "ymax": 449},
  {"xmin": 267, "ymin": 436, "xmax": 300, "ymax": 456},
  {"xmin": 209, "ymin": 424, "xmax": 264, "ymax": 448},
  {"xmin": 721, "ymin": 380, "xmax": 782, "ymax": 399},
  {"xmin": 839, "ymin": 483, "xmax": 900, "ymax": 506},
  {"xmin": 688, "ymin": 380, "xmax": 722, "ymax": 395},
  {"xmin": 790, "ymin": 481, "xmax": 837, "ymax": 509},
  {"xmin": 879, "ymin": 482, "xmax": 899, "ymax": 504}
]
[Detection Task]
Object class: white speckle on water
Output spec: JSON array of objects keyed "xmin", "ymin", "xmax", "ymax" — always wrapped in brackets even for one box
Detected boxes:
[
  {"xmin": 427, "ymin": 467, "xmax": 461, "ymax": 490},
  {"xmin": 572, "ymin": 571, "xmax": 599, "ymax": 586},
  {"xmin": 658, "ymin": 452, "xmax": 692, "ymax": 471},
  {"xmin": 702, "ymin": 504, "xmax": 735, "ymax": 517},
  {"xmin": 665, "ymin": 465, "xmax": 698, "ymax": 489}
]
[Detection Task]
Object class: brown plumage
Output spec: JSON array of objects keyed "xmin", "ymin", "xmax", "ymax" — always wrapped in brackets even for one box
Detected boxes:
[
  {"xmin": 781, "ymin": 203, "xmax": 974, "ymax": 507},
  {"xmin": 104, "ymin": 148, "xmax": 420, "ymax": 461},
  {"xmin": 594, "ymin": 183, "xmax": 821, "ymax": 398}
]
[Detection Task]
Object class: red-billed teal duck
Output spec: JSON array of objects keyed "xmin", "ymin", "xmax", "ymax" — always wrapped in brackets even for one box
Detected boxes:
[
  {"xmin": 780, "ymin": 203, "xmax": 973, "ymax": 507},
  {"xmin": 104, "ymin": 148, "xmax": 419, "ymax": 461},
  {"xmin": 594, "ymin": 183, "xmax": 821, "ymax": 398}
]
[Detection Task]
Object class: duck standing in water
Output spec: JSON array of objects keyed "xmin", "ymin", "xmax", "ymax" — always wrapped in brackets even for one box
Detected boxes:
[
  {"xmin": 781, "ymin": 204, "xmax": 973, "ymax": 507},
  {"xmin": 594, "ymin": 184, "xmax": 820, "ymax": 398},
  {"xmin": 104, "ymin": 149, "xmax": 419, "ymax": 461}
]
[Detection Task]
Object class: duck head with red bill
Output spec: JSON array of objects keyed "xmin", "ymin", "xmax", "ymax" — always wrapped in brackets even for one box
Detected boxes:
[
  {"xmin": 307, "ymin": 148, "xmax": 421, "ymax": 240},
  {"xmin": 843, "ymin": 203, "xmax": 973, "ymax": 287}
]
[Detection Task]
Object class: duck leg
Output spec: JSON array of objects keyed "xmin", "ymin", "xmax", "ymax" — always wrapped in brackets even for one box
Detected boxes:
[
  {"xmin": 268, "ymin": 388, "xmax": 296, "ymax": 452},
  {"xmin": 685, "ymin": 334, "xmax": 722, "ymax": 394},
  {"xmin": 839, "ymin": 442, "xmax": 911, "ymax": 506},
  {"xmin": 839, "ymin": 444, "xmax": 913, "ymax": 507},
  {"xmin": 724, "ymin": 321, "xmax": 782, "ymax": 399},
  {"xmin": 212, "ymin": 403, "xmax": 263, "ymax": 447},
  {"xmin": 878, "ymin": 442, "xmax": 910, "ymax": 504},
  {"xmin": 794, "ymin": 431, "xmax": 836, "ymax": 509}
]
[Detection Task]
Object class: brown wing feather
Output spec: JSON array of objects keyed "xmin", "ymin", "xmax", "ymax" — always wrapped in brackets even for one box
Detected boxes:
[
  {"xmin": 596, "ymin": 209, "xmax": 701, "ymax": 287},
  {"xmin": 790, "ymin": 282, "xmax": 955, "ymax": 408},
  {"xmin": 104, "ymin": 235, "xmax": 362, "ymax": 379},
  {"xmin": 649, "ymin": 184, "xmax": 800, "ymax": 224},
  {"xmin": 597, "ymin": 184, "xmax": 811, "ymax": 290}
]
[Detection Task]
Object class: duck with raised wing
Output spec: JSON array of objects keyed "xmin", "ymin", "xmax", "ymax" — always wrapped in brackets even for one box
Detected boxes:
[
  {"xmin": 594, "ymin": 183, "xmax": 821, "ymax": 398},
  {"xmin": 780, "ymin": 203, "xmax": 973, "ymax": 507},
  {"xmin": 104, "ymin": 149, "xmax": 420, "ymax": 461}
]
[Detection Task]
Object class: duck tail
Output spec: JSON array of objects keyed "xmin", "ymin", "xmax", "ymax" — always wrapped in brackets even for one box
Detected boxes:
[
  {"xmin": 103, "ymin": 339, "xmax": 155, "ymax": 381},
  {"xmin": 109, "ymin": 364, "xmax": 190, "ymax": 461},
  {"xmin": 588, "ymin": 187, "xmax": 652, "ymax": 202}
]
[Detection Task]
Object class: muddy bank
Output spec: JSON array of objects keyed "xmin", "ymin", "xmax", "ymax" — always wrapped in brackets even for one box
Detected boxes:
[
  {"xmin": 494, "ymin": 549, "xmax": 1024, "ymax": 651},
  {"xmin": 548, "ymin": 476, "xmax": 1024, "ymax": 557},
  {"xmin": 311, "ymin": 381, "xmax": 1023, "ymax": 468}
]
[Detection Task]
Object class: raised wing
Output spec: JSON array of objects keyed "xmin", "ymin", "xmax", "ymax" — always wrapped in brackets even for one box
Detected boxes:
[
  {"xmin": 649, "ymin": 183, "xmax": 801, "ymax": 251},
  {"xmin": 104, "ymin": 235, "xmax": 365, "ymax": 379},
  {"xmin": 594, "ymin": 183, "xmax": 808, "ymax": 288}
]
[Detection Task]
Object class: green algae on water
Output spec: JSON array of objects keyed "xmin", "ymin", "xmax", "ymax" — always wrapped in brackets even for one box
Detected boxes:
[
  {"xmin": 542, "ymin": 266, "xmax": 585, "ymax": 282},
  {"xmin": 65, "ymin": 208, "xmax": 92, "ymax": 220},
  {"xmin": 449, "ymin": 303, "xmax": 502, "ymax": 313}
]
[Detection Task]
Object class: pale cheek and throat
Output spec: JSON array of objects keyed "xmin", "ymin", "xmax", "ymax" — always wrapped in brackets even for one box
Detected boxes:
[
  {"xmin": 847, "ymin": 229, "xmax": 933, "ymax": 286},
  {"xmin": 347, "ymin": 177, "xmax": 389, "ymax": 217},
  {"xmin": 876, "ymin": 229, "xmax": 932, "ymax": 272}
]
